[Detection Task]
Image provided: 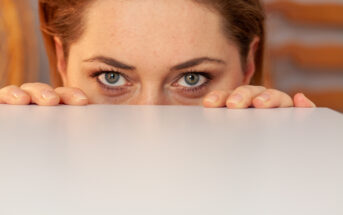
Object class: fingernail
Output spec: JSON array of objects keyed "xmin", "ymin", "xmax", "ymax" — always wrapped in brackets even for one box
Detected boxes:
[
  {"xmin": 229, "ymin": 94, "xmax": 243, "ymax": 104},
  {"xmin": 73, "ymin": 92, "xmax": 88, "ymax": 101},
  {"xmin": 205, "ymin": 94, "xmax": 219, "ymax": 103},
  {"xmin": 42, "ymin": 90, "xmax": 56, "ymax": 100},
  {"xmin": 257, "ymin": 93, "xmax": 270, "ymax": 102}
]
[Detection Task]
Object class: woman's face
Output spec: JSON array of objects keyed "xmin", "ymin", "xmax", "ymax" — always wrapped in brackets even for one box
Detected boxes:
[{"xmin": 57, "ymin": 0, "xmax": 255, "ymax": 105}]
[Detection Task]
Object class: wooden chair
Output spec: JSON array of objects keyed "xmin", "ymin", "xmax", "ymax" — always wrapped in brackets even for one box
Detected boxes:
[
  {"xmin": 264, "ymin": 1, "xmax": 343, "ymax": 112},
  {"xmin": 0, "ymin": 0, "xmax": 38, "ymax": 87}
]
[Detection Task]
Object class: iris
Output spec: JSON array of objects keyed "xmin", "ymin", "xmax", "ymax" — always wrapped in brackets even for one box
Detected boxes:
[
  {"xmin": 184, "ymin": 73, "xmax": 200, "ymax": 86},
  {"xmin": 105, "ymin": 72, "xmax": 120, "ymax": 84}
]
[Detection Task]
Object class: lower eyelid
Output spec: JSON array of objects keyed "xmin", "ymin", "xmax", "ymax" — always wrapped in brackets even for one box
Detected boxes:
[
  {"xmin": 172, "ymin": 81, "xmax": 211, "ymax": 98},
  {"xmin": 96, "ymin": 79, "xmax": 131, "ymax": 95}
]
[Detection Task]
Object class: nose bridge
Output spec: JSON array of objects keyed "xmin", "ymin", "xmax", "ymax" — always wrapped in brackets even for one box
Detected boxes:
[{"xmin": 136, "ymin": 83, "xmax": 165, "ymax": 105}]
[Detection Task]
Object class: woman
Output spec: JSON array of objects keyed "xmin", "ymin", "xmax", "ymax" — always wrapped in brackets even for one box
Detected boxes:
[{"xmin": 0, "ymin": 0, "xmax": 315, "ymax": 108}]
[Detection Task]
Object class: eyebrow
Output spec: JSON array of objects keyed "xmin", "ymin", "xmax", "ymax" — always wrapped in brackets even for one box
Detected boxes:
[
  {"xmin": 84, "ymin": 56, "xmax": 136, "ymax": 70},
  {"xmin": 84, "ymin": 56, "xmax": 226, "ymax": 71},
  {"xmin": 170, "ymin": 57, "xmax": 226, "ymax": 71}
]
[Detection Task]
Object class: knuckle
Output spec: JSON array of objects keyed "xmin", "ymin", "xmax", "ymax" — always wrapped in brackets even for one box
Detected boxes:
[
  {"xmin": 20, "ymin": 83, "xmax": 34, "ymax": 88},
  {"xmin": 235, "ymin": 85, "xmax": 266, "ymax": 97},
  {"xmin": 33, "ymin": 82, "xmax": 51, "ymax": 87},
  {"xmin": 70, "ymin": 87, "xmax": 85, "ymax": 94},
  {"xmin": 6, "ymin": 85, "xmax": 18, "ymax": 89},
  {"xmin": 21, "ymin": 82, "xmax": 52, "ymax": 90},
  {"xmin": 208, "ymin": 90, "xmax": 225, "ymax": 96},
  {"xmin": 265, "ymin": 88, "xmax": 277, "ymax": 94},
  {"xmin": 55, "ymin": 87, "xmax": 84, "ymax": 97},
  {"xmin": 211, "ymin": 90, "xmax": 224, "ymax": 94},
  {"xmin": 265, "ymin": 89, "xmax": 283, "ymax": 96},
  {"xmin": 236, "ymin": 85, "xmax": 249, "ymax": 91},
  {"xmin": 243, "ymin": 85, "xmax": 266, "ymax": 91},
  {"xmin": 235, "ymin": 86, "xmax": 251, "ymax": 95},
  {"xmin": 253, "ymin": 85, "xmax": 267, "ymax": 89},
  {"xmin": 54, "ymin": 87, "xmax": 66, "ymax": 93},
  {"xmin": 1, "ymin": 85, "xmax": 17, "ymax": 92}
]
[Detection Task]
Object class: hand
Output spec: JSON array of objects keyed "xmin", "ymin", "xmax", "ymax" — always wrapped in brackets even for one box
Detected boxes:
[
  {"xmin": 0, "ymin": 83, "xmax": 88, "ymax": 106},
  {"xmin": 202, "ymin": 85, "xmax": 316, "ymax": 109}
]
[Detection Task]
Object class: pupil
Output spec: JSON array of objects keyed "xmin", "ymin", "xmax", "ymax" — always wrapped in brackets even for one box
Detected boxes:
[
  {"xmin": 185, "ymin": 73, "xmax": 199, "ymax": 86},
  {"xmin": 105, "ymin": 72, "xmax": 119, "ymax": 84}
]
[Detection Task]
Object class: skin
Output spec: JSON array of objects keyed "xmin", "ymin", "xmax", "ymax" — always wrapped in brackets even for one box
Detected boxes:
[{"xmin": 0, "ymin": 0, "xmax": 315, "ymax": 108}]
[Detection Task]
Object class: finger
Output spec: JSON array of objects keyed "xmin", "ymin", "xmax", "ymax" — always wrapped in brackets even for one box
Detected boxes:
[
  {"xmin": 293, "ymin": 93, "xmax": 316, "ymax": 108},
  {"xmin": 203, "ymin": 90, "xmax": 230, "ymax": 108},
  {"xmin": 0, "ymin": 85, "xmax": 31, "ymax": 105},
  {"xmin": 21, "ymin": 83, "xmax": 60, "ymax": 106},
  {"xmin": 55, "ymin": 87, "xmax": 88, "ymax": 105},
  {"xmin": 252, "ymin": 89, "xmax": 293, "ymax": 108},
  {"xmin": 0, "ymin": 92, "xmax": 3, "ymax": 104},
  {"xmin": 226, "ymin": 85, "xmax": 266, "ymax": 109}
]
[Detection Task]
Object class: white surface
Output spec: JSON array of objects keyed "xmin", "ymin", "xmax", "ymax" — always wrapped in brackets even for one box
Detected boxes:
[{"xmin": 0, "ymin": 105, "xmax": 342, "ymax": 215}]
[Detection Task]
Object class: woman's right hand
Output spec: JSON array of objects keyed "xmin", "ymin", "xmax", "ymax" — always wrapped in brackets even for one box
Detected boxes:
[{"xmin": 0, "ymin": 83, "xmax": 88, "ymax": 106}]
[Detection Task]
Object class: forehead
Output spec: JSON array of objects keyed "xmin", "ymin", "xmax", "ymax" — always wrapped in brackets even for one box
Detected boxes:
[{"xmin": 77, "ymin": 0, "xmax": 233, "ymax": 62}]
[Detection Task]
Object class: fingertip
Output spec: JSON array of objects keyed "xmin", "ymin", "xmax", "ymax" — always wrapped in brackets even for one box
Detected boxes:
[
  {"xmin": 252, "ymin": 92, "xmax": 272, "ymax": 108},
  {"xmin": 15, "ymin": 94, "xmax": 31, "ymax": 105},
  {"xmin": 40, "ymin": 90, "xmax": 60, "ymax": 106},
  {"xmin": 55, "ymin": 87, "xmax": 89, "ymax": 106},
  {"xmin": 20, "ymin": 83, "xmax": 60, "ymax": 106},
  {"xmin": 203, "ymin": 91, "xmax": 229, "ymax": 108},
  {"xmin": 203, "ymin": 94, "xmax": 220, "ymax": 108},
  {"xmin": 1, "ymin": 86, "xmax": 31, "ymax": 105},
  {"xmin": 72, "ymin": 96, "xmax": 89, "ymax": 106},
  {"xmin": 252, "ymin": 97, "xmax": 266, "ymax": 108},
  {"xmin": 294, "ymin": 93, "xmax": 316, "ymax": 108},
  {"xmin": 226, "ymin": 101, "xmax": 240, "ymax": 109},
  {"xmin": 10, "ymin": 88, "xmax": 30, "ymax": 105},
  {"xmin": 226, "ymin": 94, "xmax": 245, "ymax": 109},
  {"xmin": 252, "ymin": 89, "xmax": 294, "ymax": 109},
  {"xmin": 226, "ymin": 86, "xmax": 267, "ymax": 109}
]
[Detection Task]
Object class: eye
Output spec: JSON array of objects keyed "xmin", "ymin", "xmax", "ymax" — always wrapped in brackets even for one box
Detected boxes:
[
  {"xmin": 177, "ymin": 73, "xmax": 207, "ymax": 88},
  {"xmin": 98, "ymin": 72, "xmax": 127, "ymax": 87}
]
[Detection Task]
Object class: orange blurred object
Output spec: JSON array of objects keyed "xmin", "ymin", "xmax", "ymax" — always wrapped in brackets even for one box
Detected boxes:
[{"xmin": 0, "ymin": 0, "xmax": 38, "ymax": 87}]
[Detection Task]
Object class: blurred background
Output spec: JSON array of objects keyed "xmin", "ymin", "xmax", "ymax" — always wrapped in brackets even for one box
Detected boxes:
[
  {"xmin": 0, "ymin": 0, "xmax": 342, "ymax": 112},
  {"xmin": 263, "ymin": 0, "xmax": 343, "ymax": 112}
]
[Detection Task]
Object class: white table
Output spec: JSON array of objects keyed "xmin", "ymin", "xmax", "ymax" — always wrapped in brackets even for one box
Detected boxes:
[{"xmin": 0, "ymin": 105, "xmax": 342, "ymax": 215}]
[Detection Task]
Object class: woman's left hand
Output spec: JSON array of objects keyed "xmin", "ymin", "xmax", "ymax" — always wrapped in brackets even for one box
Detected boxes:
[{"xmin": 202, "ymin": 85, "xmax": 316, "ymax": 108}]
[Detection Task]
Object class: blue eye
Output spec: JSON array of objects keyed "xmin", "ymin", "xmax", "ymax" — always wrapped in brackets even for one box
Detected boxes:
[
  {"xmin": 178, "ymin": 73, "xmax": 207, "ymax": 87},
  {"xmin": 98, "ymin": 72, "xmax": 127, "ymax": 87}
]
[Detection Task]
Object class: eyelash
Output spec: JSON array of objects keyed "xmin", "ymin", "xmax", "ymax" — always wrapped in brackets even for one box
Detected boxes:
[
  {"xmin": 173, "ymin": 71, "xmax": 213, "ymax": 92},
  {"xmin": 90, "ymin": 69, "xmax": 213, "ymax": 93},
  {"xmin": 90, "ymin": 69, "xmax": 129, "ymax": 91},
  {"xmin": 90, "ymin": 69, "xmax": 127, "ymax": 80}
]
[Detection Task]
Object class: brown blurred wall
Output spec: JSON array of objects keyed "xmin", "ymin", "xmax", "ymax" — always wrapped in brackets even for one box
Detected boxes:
[
  {"xmin": 0, "ymin": 0, "xmax": 39, "ymax": 87},
  {"xmin": 262, "ymin": 0, "xmax": 343, "ymax": 94}
]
